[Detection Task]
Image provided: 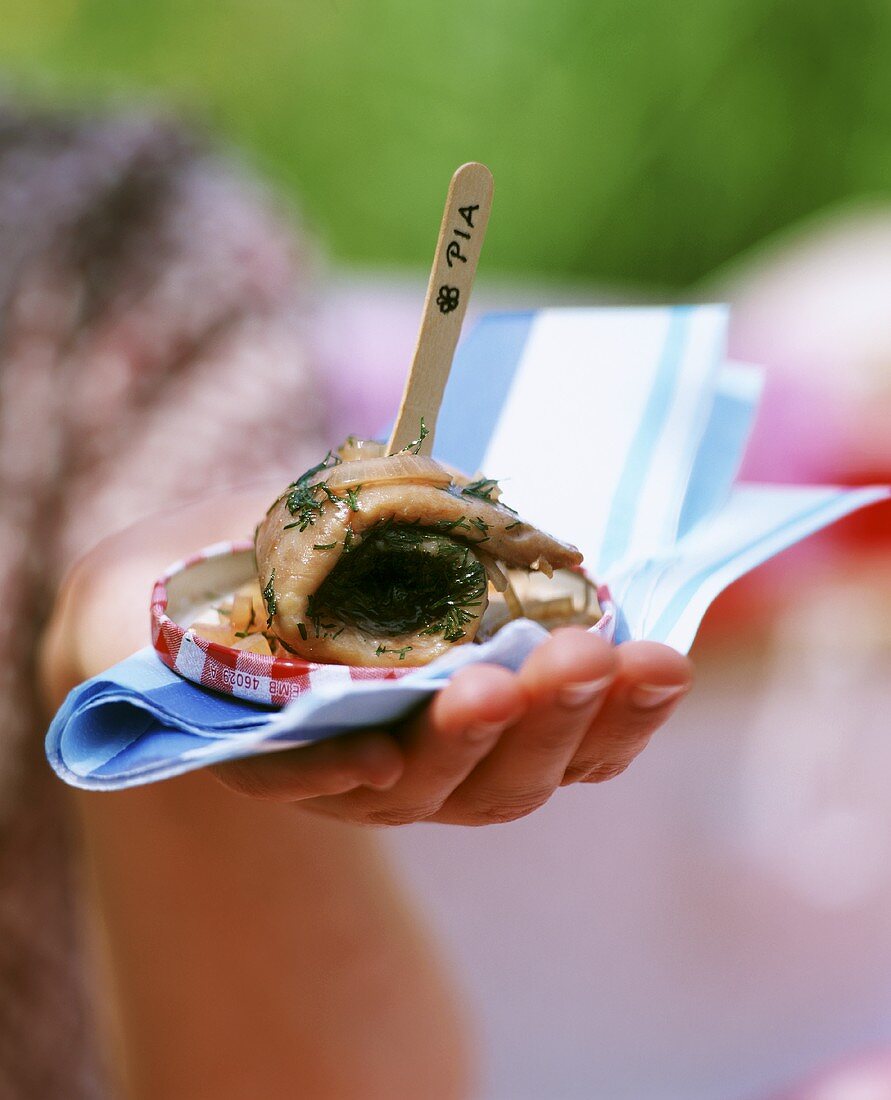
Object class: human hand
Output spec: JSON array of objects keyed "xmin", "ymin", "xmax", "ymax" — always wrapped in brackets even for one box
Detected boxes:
[
  {"xmin": 41, "ymin": 485, "xmax": 692, "ymax": 827},
  {"xmin": 215, "ymin": 628, "xmax": 692, "ymax": 825}
]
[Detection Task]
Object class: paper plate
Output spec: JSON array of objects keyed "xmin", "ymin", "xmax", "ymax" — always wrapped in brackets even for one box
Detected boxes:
[{"xmin": 151, "ymin": 540, "xmax": 616, "ymax": 707}]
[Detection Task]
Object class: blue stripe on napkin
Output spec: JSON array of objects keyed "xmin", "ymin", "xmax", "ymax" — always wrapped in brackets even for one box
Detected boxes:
[
  {"xmin": 433, "ymin": 312, "xmax": 534, "ymax": 471},
  {"xmin": 597, "ymin": 307, "xmax": 691, "ymax": 571},
  {"xmin": 652, "ymin": 491, "xmax": 847, "ymax": 642},
  {"xmin": 646, "ymin": 486, "xmax": 889, "ymax": 650},
  {"xmin": 677, "ymin": 364, "xmax": 764, "ymax": 537}
]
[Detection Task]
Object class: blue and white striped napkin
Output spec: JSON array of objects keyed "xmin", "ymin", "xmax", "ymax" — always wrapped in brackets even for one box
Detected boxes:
[{"xmin": 46, "ymin": 305, "xmax": 888, "ymax": 790}]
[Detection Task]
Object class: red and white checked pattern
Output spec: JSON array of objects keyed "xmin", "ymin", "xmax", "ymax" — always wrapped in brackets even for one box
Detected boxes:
[{"xmin": 151, "ymin": 541, "xmax": 615, "ymax": 707}]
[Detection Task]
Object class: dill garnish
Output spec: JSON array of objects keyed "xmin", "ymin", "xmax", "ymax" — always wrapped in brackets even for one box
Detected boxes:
[
  {"xmin": 313, "ymin": 542, "xmax": 337, "ymax": 550},
  {"xmin": 281, "ymin": 452, "xmax": 362, "ymax": 531},
  {"xmin": 461, "ymin": 478, "xmax": 499, "ymax": 502},
  {"xmin": 262, "ymin": 572, "xmax": 277, "ymax": 626},
  {"xmin": 461, "ymin": 477, "xmax": 518, "ymax": 514},
  {"xmin": 423, "ymin": 603, "xmax": 476, "ymax": 643},
  {"xmin": 309, "ymin": 522, "xmax": 486, "ymax": 643},
  {"xmin": 402, "ymin": 417, "xmax": 429, "ymax": 455},
  {"xmin": 293, "ymin": 451, "xmax": 342, "ymax": 485},
  {"xmin": 505, "ymin": 520, "xmax": 522, "ymax": 531},
  {"xmin": 267, "ymin": 452, "xmax": 340, "ymax": 516},
  {"xmin": 376, "ymin": 643, "xmax": 413, "ymax": 660},
  {"xmin": 434, "ymin": 516, "xmax": 471, "ymax": 533},
  {"xmin": 282, "ymin": 451, "xmax": 341, "ymax": 529},
  {"xmin": 471, "ymin": 516, "xmax": 491, "ymax": 542},
  {"xmin": 284, "ymin": 484, "xmax": 325, "ymax": 531},
  {"xmin": 297, "ymin": 622, "xmax": 308, "ymax": 641}
]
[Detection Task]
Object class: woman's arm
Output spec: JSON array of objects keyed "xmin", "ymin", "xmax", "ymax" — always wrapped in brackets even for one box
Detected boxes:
[
  {"xmin": 77, "ymin": 772, "xmax": 473, "ymax": 1100},
  {"xmin": 41, "ymin": 488, "xmax": 476, "ymax": 1100}
]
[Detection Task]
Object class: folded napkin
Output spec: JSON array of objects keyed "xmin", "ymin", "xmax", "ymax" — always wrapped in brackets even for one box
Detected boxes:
[{"xmin": 47, "ymin": 305, "xmax": 888, "ymax": 789}]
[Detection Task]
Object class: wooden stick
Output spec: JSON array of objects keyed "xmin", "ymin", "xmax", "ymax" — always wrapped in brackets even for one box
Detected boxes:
[{"xmin": 387, "ymin": 162, "xmax": 494, "ymax": 455}]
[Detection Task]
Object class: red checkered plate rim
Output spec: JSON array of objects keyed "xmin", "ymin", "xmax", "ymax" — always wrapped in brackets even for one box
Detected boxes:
[{"xmin": 151, "ymin": 540, "xmax": 615, "ymax": 708}]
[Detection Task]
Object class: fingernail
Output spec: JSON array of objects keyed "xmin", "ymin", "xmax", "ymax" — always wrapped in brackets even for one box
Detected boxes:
[
  {"xmin": 558, "ymin": 674, "xmax": 613, "ymax": 709},
  {"xmin": 464, "ymin": 718, "xmax": 510, "ymax": 743},
  {"xmin": 629, "ymin": 682, "xmax": 687, "ymax": 710}
]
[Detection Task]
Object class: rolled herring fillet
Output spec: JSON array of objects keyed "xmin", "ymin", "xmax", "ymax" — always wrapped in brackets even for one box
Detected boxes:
[{"xmin": 255, "ymin": 447, "xmax": 582, "ymax": 666}]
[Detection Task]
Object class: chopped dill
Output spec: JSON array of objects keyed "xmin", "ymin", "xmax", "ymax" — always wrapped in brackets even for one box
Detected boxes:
[
  {"xmin": 461, "ymin": 477, "xmax": 518, "ymax": 514},
  {"xmin": 262, "ymin": 572, "xmax": 277, "ymax": 626},
  {"xmin": 308, "ymin": 608, "xmax": 323, "ymax": 638},
  {"xmin": 471, "ymin": 516, "xmax": 491, "ymax": 542},
  {"xmin": 309, "ymin": 522, "xmax": 486, "ymax": 643},
  {"xmin": 284, "ymin": 484, "xmax": 325, "ymax": 531},
  {"xmin": 422, "ymin": 604, "xmax": 476, "ymax": 643},
  {"xmin": 297, "ymin": 622, "xmax": 308, "ymax": 641},
  {"xmin": 434, "ymin": 516, "xmax": 471, "ymax": 532},
  {"xmin": 461, "ymin": 478, "xmax": 499, "ymax": 502},
  {"xmin": 275, "ymin": 633, "xmax": 302, "ymax": 655},
  {"xmin": 505, "ymin": 520, "xmax": 522, "ymax": 531},
  {"xmin": 234, "ymin": 631, "xmax": 248, "ymax": 639},
  {"xmin": 291, "ymin": 451, "xmax": 342, "ymax": 487},
  {"xmin": 281, "ymin": 453, "xmax": 362, "ymax": 531},
  {"xmin": 376, "ymin": 643, "xmax": 414, "ymax": 660},
  {"xmin": 313, "ymin": 542, "xmax": 337, "ymax": 550},
  {"xmin": 267, "ymin": 452, "xmax": 342, "ymax": 517},
  {"xmin": 402, "ymin": 417, "xmax": 429, "ymax": 455}
]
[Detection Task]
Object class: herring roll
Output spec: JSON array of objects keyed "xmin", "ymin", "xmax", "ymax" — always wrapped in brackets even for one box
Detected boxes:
[{"xmin": 255, "ymin": 441, "xmax": 582, "ymax": 666}]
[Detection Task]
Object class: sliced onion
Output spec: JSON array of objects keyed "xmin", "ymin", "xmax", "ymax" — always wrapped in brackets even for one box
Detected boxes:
[
  {"xmin": 337, "ymin": 436, "xmax": 386, "ymax": 462},
  {"xmin": 475, "ymin": 549, "xmax": 510, "ymax": 592},
  {"xmin": 502, "ymin": 576, "xmax": 525, "ymax": 620},
  {"xmin": 530, "ymin": 556, "xmax": 555, "ymax": 579},
  {"xmin": 524, "ymin": 595, "xmax": 575, "ymax": 621},
  {"xmin": 312, "ymin": 454, "xmax": 454, "ymax": 491}
]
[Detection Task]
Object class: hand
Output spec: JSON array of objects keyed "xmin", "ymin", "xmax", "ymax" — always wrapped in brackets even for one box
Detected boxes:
[
  {"xmin": 41, "ymin": 486, "xmax": 692, "ymax": 827},
  {"xmin": 215, "ymin": 628, "xmax": 692, "ymax": 825}
]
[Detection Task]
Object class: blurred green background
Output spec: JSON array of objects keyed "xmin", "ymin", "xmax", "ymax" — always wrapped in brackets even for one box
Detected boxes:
[{"xmin": 3, "ymin": 0, "xmax": 889, "ymax": 288}]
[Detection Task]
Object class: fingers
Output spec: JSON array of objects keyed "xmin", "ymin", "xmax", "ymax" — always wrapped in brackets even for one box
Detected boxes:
[
  {"xmin": 433, "ymin": 628, "xmax": 617, "ymax": 824},
  {"xmin": 307, "ymin": 664, "xmax": 527, "ymax": 826},
  {"xmin": 211, "ymin": 635, "xmax": 692, "ymax": 825},
  {"xmin": 562, "ymin": 640, "xmax": 692, "ymax": 784},
  {"xmin": 210, "ymin": 729, "xmax": 404, "ymax": 801}
]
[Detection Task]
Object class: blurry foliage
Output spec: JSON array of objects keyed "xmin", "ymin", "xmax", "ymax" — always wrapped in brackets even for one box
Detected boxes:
[{"xmin": 3, "ymin": 0, "xmax": 891, "ymax": 287}]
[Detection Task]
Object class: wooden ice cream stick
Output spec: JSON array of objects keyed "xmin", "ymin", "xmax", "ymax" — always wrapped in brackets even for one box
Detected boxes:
[{"xmin": 387, "ymin": 162, "xmax": 494, "ymax": 456}]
